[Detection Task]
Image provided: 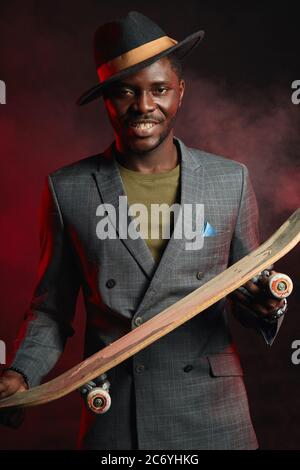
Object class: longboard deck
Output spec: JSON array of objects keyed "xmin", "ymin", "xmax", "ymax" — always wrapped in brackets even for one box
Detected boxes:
[{"xmin": 1, "ymin": 208, "xmax": 300, "ymax": 409}]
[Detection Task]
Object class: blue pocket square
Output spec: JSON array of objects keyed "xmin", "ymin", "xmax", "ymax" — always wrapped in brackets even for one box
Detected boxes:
[{"xmin": 202, "ymin": 222, "xmax": 217, "ymax": 237}]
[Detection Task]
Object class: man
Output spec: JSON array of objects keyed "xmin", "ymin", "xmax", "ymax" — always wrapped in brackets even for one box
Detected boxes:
[{"xmin": 0, "ymin": 11, "xmax": 287, "ymax": 449}]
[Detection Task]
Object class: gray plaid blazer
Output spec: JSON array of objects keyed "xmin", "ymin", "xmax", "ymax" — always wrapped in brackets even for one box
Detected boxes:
[{"xmin": 10, "ymin": 136, "xmax": 281, "ymax": 450}]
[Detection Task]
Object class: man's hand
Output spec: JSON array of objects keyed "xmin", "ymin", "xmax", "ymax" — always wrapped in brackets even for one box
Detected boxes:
[
  {"xmin": 0, "ymin": 369, "xmax": 28, "ymax": 399},
  {"xmin": 0, "ymin": 370, "xmax": 28, "ymax": 428},
  {"xmin": 229, "ymin": 270, "xmax": 286, "ymax": 320}
]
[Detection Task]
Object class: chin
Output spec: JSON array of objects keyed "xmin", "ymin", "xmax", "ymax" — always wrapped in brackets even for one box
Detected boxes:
[{"xmin": 127, "ymin": 136, "xmax": 162, "ymax": 154}]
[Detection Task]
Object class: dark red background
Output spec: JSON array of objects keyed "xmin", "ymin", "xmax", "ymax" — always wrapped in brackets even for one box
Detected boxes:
[{"xmin": 0, "ymin": 0, "xmax": 299, "ymax": 449}]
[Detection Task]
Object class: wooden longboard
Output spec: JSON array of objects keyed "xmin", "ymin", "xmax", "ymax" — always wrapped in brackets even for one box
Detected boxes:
[{"xmin": 1, "ymin": 208, "xmax": 300, "ymax": 410}]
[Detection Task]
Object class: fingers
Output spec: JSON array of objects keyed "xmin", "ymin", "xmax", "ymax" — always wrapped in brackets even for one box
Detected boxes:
[
  {"xmin": 230, "ymin": 288, "xmax": 251, "ymax": 305},
  {"xmin": 231, "ymin": 290, "xmax": 270, "ymax": 317},
  {"xmin": 231, "ymin": 282, "xmax": 285, "ymax": 317},
  {"xmin": 0, "ymin": 377, "xmax": 7, "ymax": 392},
  {"xmin": 0, "ymin": 377, "xmax": 10, "ymax": 396},
  {"xmin": 263, "ymin": 297, "xmax": 285, "ymax": 310},
  {"xmin": 243, "ymin": 279, "xmax": 261, "ymax": 295},
  {"xmin": 230, "ymin": 269, "xmax": 288, "ymax": 320},
  {"xmin": 0, "ymin": 375, "xmax": 27, "ymax": 399},
  {"xmin": 251, "ymin": 301, "xmax": 277, "ymax": 317}
]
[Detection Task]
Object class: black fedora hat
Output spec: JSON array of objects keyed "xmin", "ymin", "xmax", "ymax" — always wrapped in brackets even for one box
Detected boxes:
[{"xmin": 77, "ymin": 11, "xmax": 204, "ymax": 106}]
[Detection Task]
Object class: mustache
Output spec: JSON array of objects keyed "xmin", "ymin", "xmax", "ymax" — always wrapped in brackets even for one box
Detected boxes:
[{"xmin": 124, "ymin": 115, "xmax": 163, "ymax": 124}]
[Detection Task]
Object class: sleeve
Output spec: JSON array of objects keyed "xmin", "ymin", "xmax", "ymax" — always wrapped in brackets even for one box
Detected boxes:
[
  {"xmin": 228, "ymin": 164, "xmax": 283, "ymax": 346},
  {"xmin": 7, "ymin": 175, "xmax": 81, "ymax": 387}
]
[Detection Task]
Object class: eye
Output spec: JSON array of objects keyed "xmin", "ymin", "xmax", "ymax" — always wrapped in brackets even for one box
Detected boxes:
[
  {"xmin": 120, "ymin": 88, "xmax": 133, "ymax": 96},
  {"xmin": 153, "ymin": 87, "xmax": 168, "ymax": 95},
  {"xmin": 112, "ymin": 88, "xmax": 134, "ymax": 98}
]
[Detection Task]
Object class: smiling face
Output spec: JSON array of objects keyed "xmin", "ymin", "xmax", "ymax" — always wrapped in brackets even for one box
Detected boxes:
[{"xmin": 102, "ymin": 56, "xmax": 185, "ymax": 154}]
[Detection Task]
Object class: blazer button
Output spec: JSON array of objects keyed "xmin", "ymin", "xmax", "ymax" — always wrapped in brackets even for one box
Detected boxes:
[
  {"xmin": 106, "ymin": 279, "xmax": 116, "ymax": 289},
  {"xmin": 136, "ymin": 364, "xmax": 145, "ymax": 374},
  {"xmin": 196, "ymin": 271, "xmax": 203, "ymax": 280},
  {"xmin": 134, "ymin": 317, "xmax": 143, "ymax": 326},
  {"xmin": 183, "ymin": 365, "xmax": 194, "ymax": 373}
]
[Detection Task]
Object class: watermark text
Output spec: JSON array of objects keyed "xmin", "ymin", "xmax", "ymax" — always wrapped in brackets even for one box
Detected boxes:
[
  {"xmin": 0, "ymin": 80, "xmax": 6, "ymax": 104},
  {"xmin": 291, "ymin": 339, "xmax": 300, "ymax": 365},
  {"xmin": 291, "ymin": 80, "xmax": 300, "ymax": 105},
  {"xmin": 96, "ymin": 197, "xmax": 205, "ymax": 250},
  {"xmin": 0, "ymin": 340, "xmax": 6, "ymax": 364}
]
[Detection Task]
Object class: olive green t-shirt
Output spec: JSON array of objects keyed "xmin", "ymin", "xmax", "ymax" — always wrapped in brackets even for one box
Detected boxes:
[{"xmin": 117, "ymin": 162, "xmax": 181, "ymax": 263}]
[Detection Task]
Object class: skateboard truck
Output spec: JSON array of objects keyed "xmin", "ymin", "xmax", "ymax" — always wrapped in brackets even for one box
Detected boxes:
[{"xmin": 79, "ymin": 373, "xmax": 111, "ymax": 414}]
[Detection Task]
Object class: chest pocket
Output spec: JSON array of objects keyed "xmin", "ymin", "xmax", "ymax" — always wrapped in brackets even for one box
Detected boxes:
[{"xmin": 207, "ymin": 353, "xmax": 244, "ymax": 377}]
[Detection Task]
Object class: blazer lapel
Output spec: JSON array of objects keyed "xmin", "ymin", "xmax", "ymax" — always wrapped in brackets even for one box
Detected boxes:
[
  {"xmin": 134, "ymin": 136, "xmax": 204, "ymax": 317},
  {"xmin": 92, "ymin": 142, "xmax": 156, "ymax": 279}
]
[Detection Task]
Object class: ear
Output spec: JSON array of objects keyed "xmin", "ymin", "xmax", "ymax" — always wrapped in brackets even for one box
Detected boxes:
[{"xmin": 178, "ymin": 79, "xmax": 185, "ymax": 108}]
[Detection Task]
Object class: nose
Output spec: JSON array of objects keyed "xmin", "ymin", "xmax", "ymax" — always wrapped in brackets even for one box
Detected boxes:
[{"xmin": 132, "ymin": 91, "xmax": 156, "ymax": 114}]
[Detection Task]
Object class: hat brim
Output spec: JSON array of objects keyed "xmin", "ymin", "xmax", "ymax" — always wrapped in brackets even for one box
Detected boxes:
[{"xmin": 77, "ymin": 30, "xmax": 205, "ymax": 106}]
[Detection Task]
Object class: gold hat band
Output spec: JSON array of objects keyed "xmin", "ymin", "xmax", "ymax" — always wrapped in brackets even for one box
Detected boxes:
[{"xmin": 97, "ymin": 35, "xmax": 178, "ymax": 82}]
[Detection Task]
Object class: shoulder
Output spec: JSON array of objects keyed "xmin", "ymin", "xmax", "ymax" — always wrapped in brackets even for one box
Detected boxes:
[
  {"xmin": 44, "ymin": 152, "xmax": 111, "ymax": 199},
  {"xmin": 48, "ymin": 153, "xmax": 102, "ymax": 181},
  {"xmin": 184, "ymin": 144, "xmax": 254, "ymax": 196},
  {"xmin": 188, "ymin": 146, "xmax": 248, "ymax": 176}
]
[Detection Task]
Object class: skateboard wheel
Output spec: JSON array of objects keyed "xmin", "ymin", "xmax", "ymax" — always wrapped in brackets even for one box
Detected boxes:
[
  {"xmin": 268, "ymin": 273, "xmax": 293, "ymax": 299},
  {"xmin": 86, "ymin": 388, "xmax": 111, "ymax": 414}
]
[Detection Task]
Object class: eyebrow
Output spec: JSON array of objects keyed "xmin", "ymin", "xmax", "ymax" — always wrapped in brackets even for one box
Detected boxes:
[{"xmin": 116, "ymin": 80, "xmax": 171, "ymax": 87}]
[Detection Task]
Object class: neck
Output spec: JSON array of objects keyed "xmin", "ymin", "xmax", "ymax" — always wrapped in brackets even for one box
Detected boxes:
[{"xmin": 114, "ymin": 132, "xmax": 179, "ymax": 173}]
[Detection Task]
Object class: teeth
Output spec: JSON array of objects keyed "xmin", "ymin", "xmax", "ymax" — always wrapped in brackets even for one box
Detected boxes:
[{"xmin": 131, "ymin": 122, "xmax": 156, "ymax": 129}]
